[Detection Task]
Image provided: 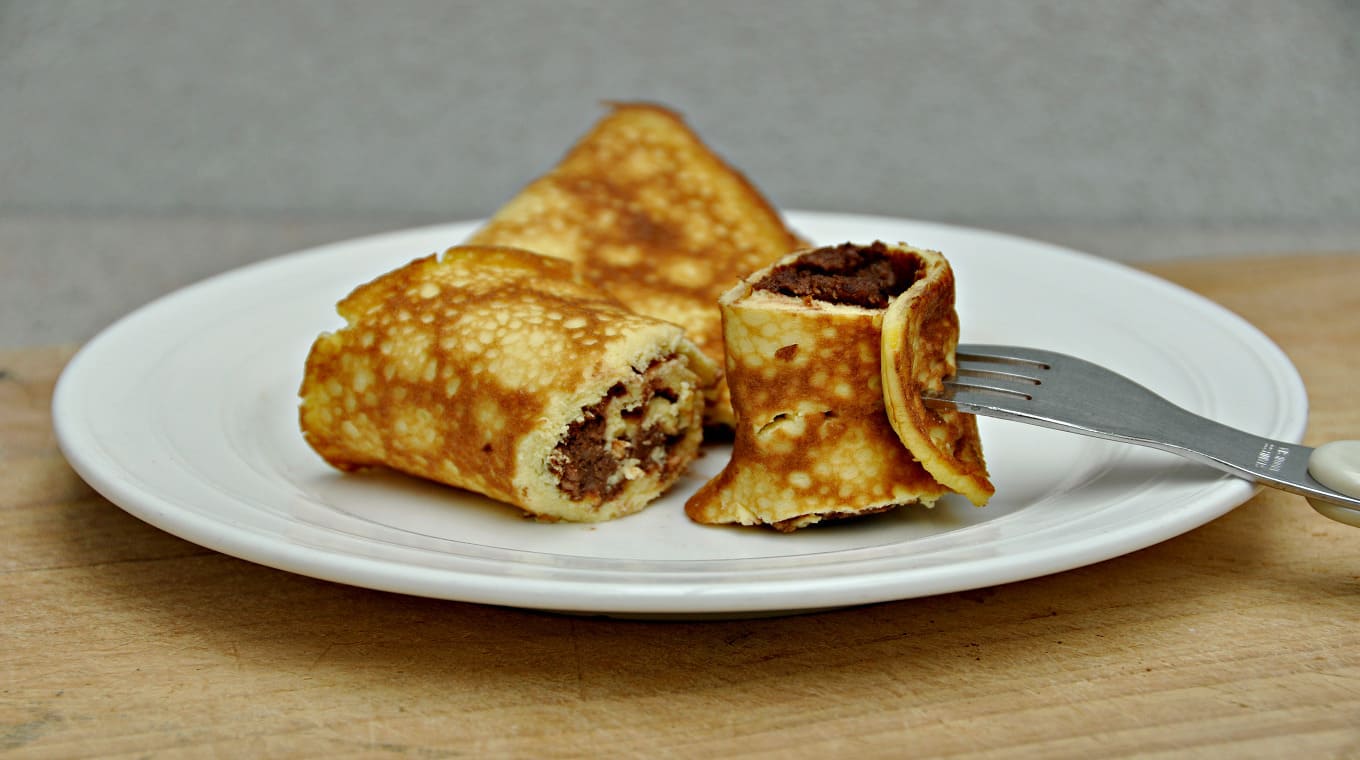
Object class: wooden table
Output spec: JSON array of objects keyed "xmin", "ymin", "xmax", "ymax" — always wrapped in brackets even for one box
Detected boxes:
[{"xmin": 4, "ymin": 254, "xmax": 1358, "ymax": 757}]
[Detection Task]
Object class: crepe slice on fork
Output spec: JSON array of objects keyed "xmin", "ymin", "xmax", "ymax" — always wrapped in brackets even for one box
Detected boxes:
[{"xmin": 686, "ymin": 241, "xmax": 991, "ymax": 531}]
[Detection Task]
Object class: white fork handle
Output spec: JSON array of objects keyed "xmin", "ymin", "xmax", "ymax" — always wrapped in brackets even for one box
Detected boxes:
[{"xmin": 1307, "ymin": 441, "xmax": 1360, "ymax": 527}]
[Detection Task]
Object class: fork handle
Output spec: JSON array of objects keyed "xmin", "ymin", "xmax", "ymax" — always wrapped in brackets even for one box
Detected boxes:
[
  {"xmin": 1305, "ymin": 442, "xmax": 1360, "ymax": 527},
  {"xmin": 1170, "ymin": 421, "xmax": 1360, "ymax": 525},
  {"xmin": 1079, "ymin": 415, "xmax": 1360, "ymax": 525},
  {"xmin": 952, "ymin": 395, "xmax": 1360, "ymax": 524},
  {"xmin": 934, "ymin": 344, "xmax": 1360, "ymax": 527},
  {"xmin": 1163, "ymin": 417, "xmax": 1327, "ymax": 500}
]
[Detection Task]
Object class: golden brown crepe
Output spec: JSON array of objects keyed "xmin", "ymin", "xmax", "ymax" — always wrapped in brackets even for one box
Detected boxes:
[
  {"xmin": 299, "ymin": 246, "xmax": 720, "ymax": 522},
  {"xmin": 685, "ymin": 242, "xmax": 991, "ymax": 530},
  {"xmin": 465, "ymin": 102, "xmax": 804, "ymax": 428},
  {"xmin": 881, "ymin": 249, "xmax": 994, "ymax": 506}
]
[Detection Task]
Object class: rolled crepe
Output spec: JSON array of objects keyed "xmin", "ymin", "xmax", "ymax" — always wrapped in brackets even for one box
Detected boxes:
[
  {"xmin": 299, "ymin": 246, "xmax": 721, "ymax": 522},
  {"xmin": 685, "ymin": 242, "xmax": 991, "ymax": 530}
]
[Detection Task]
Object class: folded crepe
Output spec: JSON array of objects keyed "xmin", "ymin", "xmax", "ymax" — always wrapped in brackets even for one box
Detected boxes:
[
  {"xmin": 685, "ymin": 242, "xmax": 992, "ymax": 531},
  {"xmin": 880, "ymin": 248, "xmax": 994, "ymax": 506},
  {"xmin": 465, "ymin": 102, "xmax": 804, "ymax": 428},
  {"xmin": 299, "ymin": 246, "xmax": 720, "ymax": 522}
]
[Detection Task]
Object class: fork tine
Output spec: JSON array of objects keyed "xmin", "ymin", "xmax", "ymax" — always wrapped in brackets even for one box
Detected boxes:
[
  {"xmin": 955, "ymin": 362, "xmax": 1043, "ymax": 384},
  {"xmin": 926, "ymin": 345, "xmax": 1065, "ymax": 410},
  {"xmin": 933, "ymin": 377, "xmax": 1035, "ymax": 404},
  {"xmin": 956, "ymin": 344, "xmax": 1060, "ymax": 369},
  {"xmin": 948, "ymin": 345, "xmax": 1053, "ymax": 402},
  {"xmin": 924, "ymin": 383, "xmax": 1029, "ymax": 414}
]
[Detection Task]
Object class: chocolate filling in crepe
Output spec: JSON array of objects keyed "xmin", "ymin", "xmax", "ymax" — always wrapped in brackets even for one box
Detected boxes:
[
  {"xmin": 299, "ymin": 246, "xmax": 720, "ymax": 522},
  {"xmin": 685, "ymin": 242, "xmax": 991, "ymax": 531},
  {"xmin": 465, "ymin": 102, "xmax": 804, "ymax": 428}
]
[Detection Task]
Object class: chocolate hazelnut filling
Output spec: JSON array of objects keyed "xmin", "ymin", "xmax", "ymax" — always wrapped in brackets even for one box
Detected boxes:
[
  {"xmin": 753, "ymin": 242, "xmax": 922, "ymax": 309},
  {"xmin": 549, "ymin": 360, "xmax": 690, "ymax": 503}
]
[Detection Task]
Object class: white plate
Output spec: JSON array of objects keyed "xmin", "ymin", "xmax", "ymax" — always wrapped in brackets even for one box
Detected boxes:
[{"xmin": 53, "ymin": 212, "xmax": 1307, "ymax": 617}]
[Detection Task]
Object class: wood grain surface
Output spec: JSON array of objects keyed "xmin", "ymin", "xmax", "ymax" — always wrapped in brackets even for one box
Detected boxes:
[{"xmin": 3, "ymin": 255, "xmax": 1358, "ymax": 758}]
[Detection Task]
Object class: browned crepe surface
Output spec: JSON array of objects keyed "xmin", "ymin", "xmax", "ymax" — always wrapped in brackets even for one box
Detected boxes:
[
  {"xmin": 686, "ymin": 242, "xmax": 990, "ymax": 530},
  {"xmin": 466, "ymin": 102, "xmax": 804, "ymax": 426},
  {"xmin": 298, "ymin": 246, "xmax": 718, "ymax": 522}
]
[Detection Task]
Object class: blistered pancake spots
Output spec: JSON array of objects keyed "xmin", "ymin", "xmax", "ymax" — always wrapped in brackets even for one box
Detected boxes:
[
  {"xmin": 465, "ymin": 103, "xmax": 804, "ymax": 426},
  {"xmin": 686, "ymin": 245, "xmax": 958, "ymax": 529},
  {"xmin": 664, "ymin": 259, "xmax": 709, "ymax": 289},
  {"xmin": 298, "ymin": 245, "xmax": 706, "ymax": 505},
  {"xmin": 393, "ymin": 407, "xmax": 440, "ymax": 450}
]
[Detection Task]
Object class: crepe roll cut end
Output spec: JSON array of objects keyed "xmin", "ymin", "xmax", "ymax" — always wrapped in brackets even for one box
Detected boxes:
[
  {"xmin": 299, "ymin": 245, "xmax": 718, "ymax": 522},
  {"xmin": 879, "ymin": 246, "xmax": 995, "ymax": 506},
  {"xmin": 685, "ymin": 242, "xmax": 951, "ymax": 530},
  {"xmin": 538, "ymin": 354, "xmax": 707, "ymax": 519}
]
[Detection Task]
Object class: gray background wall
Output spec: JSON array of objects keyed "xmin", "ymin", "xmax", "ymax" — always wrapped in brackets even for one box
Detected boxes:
[
  {"xmin": 4, "ymin": 0, "xmax": 1358, "ymax": 226},
  {"xmin": 3, "ymin": 0, "xmax": 1359, "ymax": 346}
]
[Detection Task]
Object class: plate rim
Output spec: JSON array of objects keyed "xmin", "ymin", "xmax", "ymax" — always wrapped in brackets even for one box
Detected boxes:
[{"xmin": 51, "ymin": 211, "xmax": 1308, "ymax": 616}]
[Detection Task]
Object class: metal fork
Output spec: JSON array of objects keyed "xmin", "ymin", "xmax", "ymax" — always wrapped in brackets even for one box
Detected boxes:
[{"xmin": 922, "ymin": 345, "xmax": 1360, "ymax": 527}]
